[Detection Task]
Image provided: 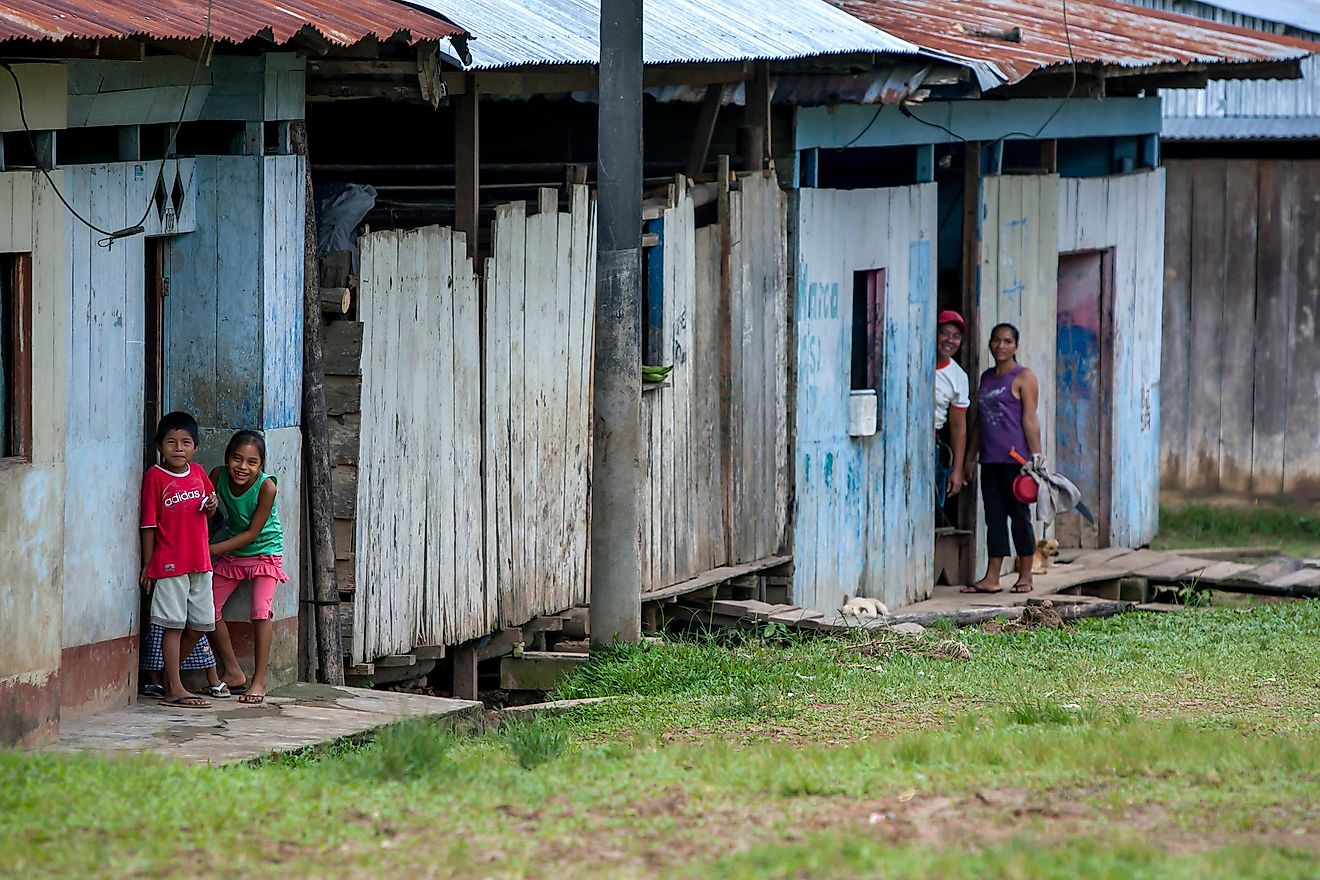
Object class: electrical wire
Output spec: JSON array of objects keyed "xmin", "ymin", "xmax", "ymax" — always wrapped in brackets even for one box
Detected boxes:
[
  {"xmin": 0, "ymin": 0, "xmax": 213, "ymax": 249},
  {"xmin": 886, "ymin": 0, "xmax": 1080, "ymax": 150}
]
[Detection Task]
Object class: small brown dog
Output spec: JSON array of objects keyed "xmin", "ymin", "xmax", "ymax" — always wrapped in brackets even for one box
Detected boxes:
[{"xmin": 1032, "ymin": 538, "xmax": 1060, "ymax": 574}]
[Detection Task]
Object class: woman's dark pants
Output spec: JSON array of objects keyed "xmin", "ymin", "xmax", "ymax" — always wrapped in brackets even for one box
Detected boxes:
[{"xmin": 980, "ymin": 462, "xmax": 1036, "ymax": 558}]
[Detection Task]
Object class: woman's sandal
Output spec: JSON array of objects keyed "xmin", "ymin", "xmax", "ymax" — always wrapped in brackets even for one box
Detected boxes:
[
  {"xmin": 238, "ymin": 692, "xmax": 265, "ymax": 705},
  {"xmin": 960, "ymin": 582, "xmax": 1004, "ymax": 594},
  {"xmin": 163, "ymin": 695, "xmax": 211, "ymax": 709}
]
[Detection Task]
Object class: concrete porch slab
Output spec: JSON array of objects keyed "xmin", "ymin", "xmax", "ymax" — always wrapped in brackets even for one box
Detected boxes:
[{"xmin": 54, "ymin": 683, "xmax": 484, "ymax": 765}]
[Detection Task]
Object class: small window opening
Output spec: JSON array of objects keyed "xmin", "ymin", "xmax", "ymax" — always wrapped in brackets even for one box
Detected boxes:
[
  {"xmin": 850, "ymin": 268, "xmax": 885, "ymax": 391},
  {"xmin": 1, "ymin": 252, "xmax": 34, "ymax": 462}
]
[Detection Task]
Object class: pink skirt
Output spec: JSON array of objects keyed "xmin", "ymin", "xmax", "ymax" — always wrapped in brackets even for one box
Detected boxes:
[{"xmin": 212, "ymin": 553, "xmax": 288, "ymax": 583}]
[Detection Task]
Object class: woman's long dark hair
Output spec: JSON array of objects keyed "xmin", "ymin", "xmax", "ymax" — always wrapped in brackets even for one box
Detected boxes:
[{"xmin": 224, "ymin": 430, "xmax": 267, "ymax": 472}]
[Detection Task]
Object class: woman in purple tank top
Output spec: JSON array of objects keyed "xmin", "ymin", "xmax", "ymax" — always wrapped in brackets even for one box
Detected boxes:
[{"xmin": 961, "ymin": 323, "xmax": 1042, "ymax": 593}]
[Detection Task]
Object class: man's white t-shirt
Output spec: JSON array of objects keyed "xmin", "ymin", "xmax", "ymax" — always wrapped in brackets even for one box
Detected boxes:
[{"xmin": 935, "ymin": 359, "xmax": 970, "ymax": 430}]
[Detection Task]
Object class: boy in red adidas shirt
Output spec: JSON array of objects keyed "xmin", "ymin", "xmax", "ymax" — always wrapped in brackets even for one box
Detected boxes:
[{"xmin": 140, "ymin": 411, "xmax": 219, "ymax": 708}]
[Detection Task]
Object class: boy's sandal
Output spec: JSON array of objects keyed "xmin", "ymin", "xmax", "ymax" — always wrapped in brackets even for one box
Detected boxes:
[
  {"xmin": 238, "ymin": 692, "xmax": 265, "ymax": 705},
  {"xmin": 163, "ymin": 695, "xmax": 211, "ymax": 709},
  {"xmin": 206, "ymin": 683, "xmax": 232, "ymax": 698},
  {"xmin": 139, "ymin": 683, "xmax": 165, "ymax": 699}
]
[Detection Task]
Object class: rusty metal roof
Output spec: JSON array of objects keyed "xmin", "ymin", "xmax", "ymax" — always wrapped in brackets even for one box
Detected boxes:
[
  {"xmin": 831, "ymin": 0, "xmax": 1318, "ymax": 86},
  {"xmin": 0, "ymin": 0, "xmax": 463, "ymax": 47}
]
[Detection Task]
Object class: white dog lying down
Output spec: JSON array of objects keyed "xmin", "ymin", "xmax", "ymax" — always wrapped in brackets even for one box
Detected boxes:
[{"xmin": 840, "ymin": 595, "xmax": 890, "ymax": 618}]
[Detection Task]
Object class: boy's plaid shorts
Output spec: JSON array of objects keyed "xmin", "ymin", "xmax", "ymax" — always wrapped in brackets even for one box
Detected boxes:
[{"xmin": 141, "ymin": 623, "xmax": 215, "ymax": 671}]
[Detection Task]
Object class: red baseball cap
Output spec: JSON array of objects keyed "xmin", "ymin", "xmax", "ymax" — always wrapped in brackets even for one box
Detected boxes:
[{"xmin": 937, "ymin": 310, "xmax": 966, "ymax": 334}]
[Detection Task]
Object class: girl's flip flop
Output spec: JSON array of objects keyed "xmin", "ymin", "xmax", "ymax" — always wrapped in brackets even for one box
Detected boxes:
[{"xmin": 206, "ymin": 683, "xmax": 233, "ymax": 698}]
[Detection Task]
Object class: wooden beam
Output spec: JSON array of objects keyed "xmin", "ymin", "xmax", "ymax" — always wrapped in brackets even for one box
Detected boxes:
[
  {"xmin": 743, "ymin": 61, "xmax": 771, "ymax": 171},
  {"xmin": 685, "ymin": 84, "xmax": 723, "ymax": 179},
  {"xmin": 477, "ymin": 67, "xmax": 596, "ymax": 96},
  {"xmin": 474, "ymin": 62, "xmax": 751, "ymax": 96},
  {"xmin": 451, "ymin": 643, "xmax": 478, "ymax": 700},
  {"xmin": 0, "ymin": 37, "xmax": 145, "ymax": 61},
  {"xmin": 304, "ymin": 81, "xmax": 423, "ymax": 101},
  {"xmin": 454, "ymin": 75, "xmax": 479, "ymax": 259}
]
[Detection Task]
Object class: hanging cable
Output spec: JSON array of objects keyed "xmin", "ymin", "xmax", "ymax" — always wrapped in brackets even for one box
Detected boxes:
[
  {"xmin": 894, "ymin": 0, "xmax": 1080, "ymax": 149},
  {"xmin": 0, "ymin": 0, "xmax": 214, "ymax": 249}
]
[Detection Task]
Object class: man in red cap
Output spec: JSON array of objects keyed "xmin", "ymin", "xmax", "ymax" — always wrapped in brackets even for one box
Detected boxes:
[{"xmin": 935, "ymin": 310, "xmax": 969, "ymax": 512}]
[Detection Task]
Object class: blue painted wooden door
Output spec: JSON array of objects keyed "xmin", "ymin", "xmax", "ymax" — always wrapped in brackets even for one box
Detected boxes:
[{"xmin": 1055, "ymin": 251, "xmax": 1108, "ymax": 548}]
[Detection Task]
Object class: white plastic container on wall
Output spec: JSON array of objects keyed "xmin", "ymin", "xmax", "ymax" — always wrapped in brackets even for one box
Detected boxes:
[{"xmin": 848, "ymin": 389, "xmax": 877, "ymax": 437}]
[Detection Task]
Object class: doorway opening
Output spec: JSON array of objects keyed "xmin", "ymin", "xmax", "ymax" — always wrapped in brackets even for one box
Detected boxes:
[
  {"xmin": 143, "ymin": 238, "xmax": 167, "ymax": 470},
  {"xmin": 1055, "ymin": 248, "xmax": 1114, "ymax": 548}
]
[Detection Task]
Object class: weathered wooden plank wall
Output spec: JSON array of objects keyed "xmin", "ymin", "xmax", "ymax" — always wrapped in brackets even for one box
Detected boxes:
[
  {"xmin": 1058, "ymin": 170, "xmax": 1165, "ymax": 547},
  {"xmin": 485, "ymin": 187, "xmax": 595, "ymax": 626},
  {"xmin": 974, "ymin": 175, "xmax": 1059, "ymax": 568},
  {"xmin": 730, "ymin": 173, "xmax": 792, "ymax": 565},
  {"xmin": 60, "ymin": 162, "xmax": 198, "ymax": 658},
  {"xmin": 1161, "ymin": 159, "xmax": 1320, "ymax": 497},
  {"xmin": 794, "ymin": 183, "xmax": 937, "ymax": 613},
  {"xmin": 638, "ymin": 173, "xmax": 790, "ymax": 593},
  {"xmin": 353, "ymin": 224, "xmax": 487, "ymax": 662},
  {"xmin": 351, "ymin": 189, "xmax": 595, "ymax": 663}
]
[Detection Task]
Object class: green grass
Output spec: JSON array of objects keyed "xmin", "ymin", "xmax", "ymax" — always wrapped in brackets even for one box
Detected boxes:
[
  {"xmin": 1154, "ymin": 503, "xmax": 1320, "ymax": 559},
  {"xmin": 4, "ymin": 604, "xmax": 1320, "ymax": 879}
]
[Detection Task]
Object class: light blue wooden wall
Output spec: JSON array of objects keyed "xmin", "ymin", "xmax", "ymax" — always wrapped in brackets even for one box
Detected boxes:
[
  {"xmin": 165, "ymin": 155, "xmax": 304, "ymax": 436},
  {"xmin": 60, "ymin": 162, "xmax": 197, "ymax": 652},
  {"xmin": 794, "ymin": 184, "xmax": 938, "ymax": 613}
]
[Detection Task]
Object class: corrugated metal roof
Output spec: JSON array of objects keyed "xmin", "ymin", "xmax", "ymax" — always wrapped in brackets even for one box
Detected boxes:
[
  {"xmin": 831, "ymin": 0, "xmax": 1318, "ymax": 86},
  {"xmin": 1120, "ymin": 0, "xmax": 1320, "ymax": 138},
  {"xmin": 404, "ymin": 0, "xmax": 928, "ymax": 68},
  {"xmin": 1169, "ymin": 0, "xmax": 1320, "ymax": 36},
  {"xmin": 1162, "ymin": 114, "xmax": 1320, "ymax": 136},
  {"xmin": 0, "ymin": 0, "xmax": 463, "ymax": 47}
]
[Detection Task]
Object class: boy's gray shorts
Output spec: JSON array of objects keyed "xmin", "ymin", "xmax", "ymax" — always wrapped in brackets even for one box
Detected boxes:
[{"xmin": 150, "ymin": 572, "xmax": 216, "ymax": 632}]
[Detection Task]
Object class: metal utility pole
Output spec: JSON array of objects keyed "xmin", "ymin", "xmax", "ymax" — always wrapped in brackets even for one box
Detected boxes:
[{"xmin": 591, "ymin": 0, "xmax": 644, "ymax": 647}]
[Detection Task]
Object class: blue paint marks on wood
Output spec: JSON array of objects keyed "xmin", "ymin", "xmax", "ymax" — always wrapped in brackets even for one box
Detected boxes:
[{"xmin": 793, "ymin": 184, "xmax": 939, "ymax": 612}]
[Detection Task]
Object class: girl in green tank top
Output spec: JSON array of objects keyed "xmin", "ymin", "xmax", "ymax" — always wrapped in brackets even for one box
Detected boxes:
[{"xmin": 207, "ymin": 430, "xmax": 287, "ymax": 705}]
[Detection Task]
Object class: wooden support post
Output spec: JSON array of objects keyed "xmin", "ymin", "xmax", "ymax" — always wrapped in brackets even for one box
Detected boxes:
[
  {"xmin": 32, "ymin": 131, "xmax": 55, "ymax": 170},
  {"xmin": 455, "ymin": 75, "xmax": 480, "ymax": 260},
  {"xmin": 291, "ymin": 121, "xmax": 345, "ymax": 686},
  {"xmin": 742, "ymin": 61, "xmax": 771, "ymax": 171},
  {"xmin": 1040, "ymin": 139, "xmax": 1058, "ymax": 174},
  {"xmin": 118, "ymin": 126, "xmax": 141, "ymax": 162},
  {"xmin": 717, "ymin": 154, "xmax": 735, "ymax": 557},
  {"xmin": 451, "ymin": 643, "xmax": 478, "ymax": 700},
  {"xmin": 685, "ymin": 84, "xmax": 723, "ymax": 179},
  {"xmin": 798, "ymin": 148, "xmax": 818, "ymax": 188},
  {"xmin": 915, "ymin": 144, "xmax": 935, "ymax": 183}
]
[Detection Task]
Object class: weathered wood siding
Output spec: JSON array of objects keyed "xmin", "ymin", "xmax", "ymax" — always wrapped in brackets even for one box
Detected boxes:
[
  {"xmin": 350, "ymin": 189, "xmax": 595, "ymax": 663},
  {"xmin": 165, "ymin": 155, "xmax": 300, "ymax": 433},
  {"xmin": 638, "ymin": 173, "xmax": 790, "ymax": 593},
  {"xmin": 730, "ymin": 173, "xmax": 792, "ymax": 565},
  {"xmin": 61, "ymin": 162, "xmax": 198, "ymax": 657},
  {"xmin": 1162, "ymin": 159, "xmax": 1320, "ymax": 496},
  {"xmin": 975, "ymin": 175, "xmax": 1059, "ymax": 566},
  {"xmin": 793, "ymin": 184, "xmax": 937, "ymax": 612},
  {"xmin": 352, "ymin": 225, "xmax": 487, "ymax": 663},
  {"xmin": 1059, "ymin": 170, "xmax": 1164, "ymax": 547},
  {"xmin": 485, "ymin": 187, "xmax": 596, "ymax": 627}
]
